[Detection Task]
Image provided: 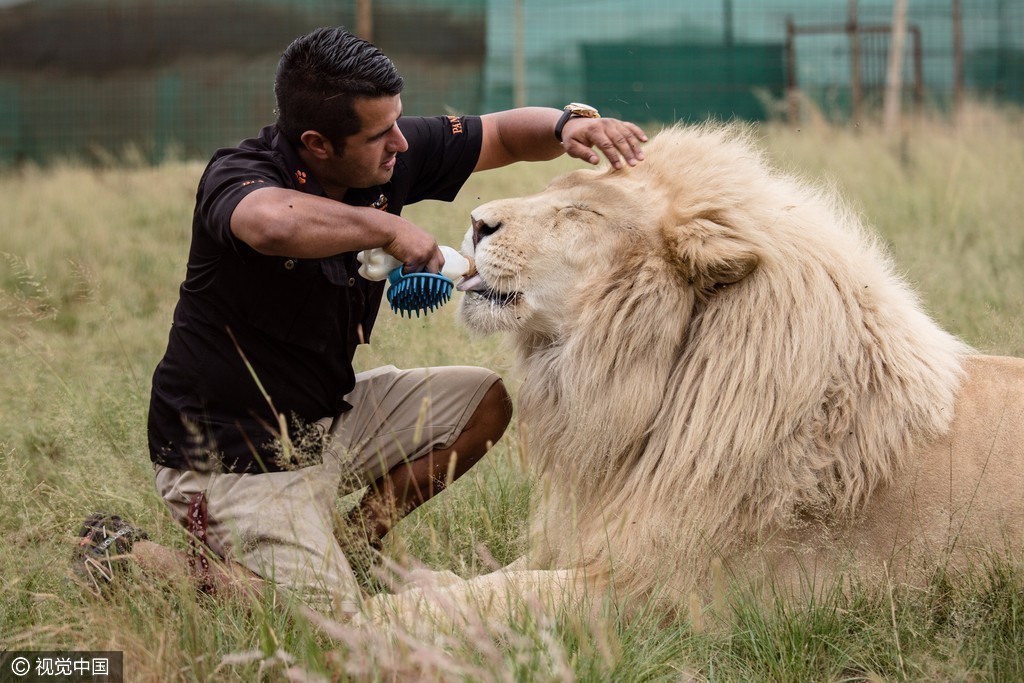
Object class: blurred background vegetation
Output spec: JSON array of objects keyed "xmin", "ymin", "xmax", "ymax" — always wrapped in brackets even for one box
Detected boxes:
[{"xmin": 0, "ymin": 0, "xmax": 1022, "ymax": 165}]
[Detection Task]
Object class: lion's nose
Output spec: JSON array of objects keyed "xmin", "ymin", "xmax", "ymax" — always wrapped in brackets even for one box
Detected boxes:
[{"xmin": 472, "ymin": 217, "xmax": 502, "ymax": 247}]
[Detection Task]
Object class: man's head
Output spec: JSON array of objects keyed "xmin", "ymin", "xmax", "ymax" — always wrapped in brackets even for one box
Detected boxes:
[{"xmin": 274, "ymin": 27, "xmax": 404, "ymax": 153}]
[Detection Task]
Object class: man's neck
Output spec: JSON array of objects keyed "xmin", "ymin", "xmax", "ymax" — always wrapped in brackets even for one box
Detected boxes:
[{"xmin": 297, "ymin": 147, "xmax": 348, "ymax": 201}]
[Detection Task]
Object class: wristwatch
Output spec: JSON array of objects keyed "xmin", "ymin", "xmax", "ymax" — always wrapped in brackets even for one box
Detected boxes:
[{"xmin": 554, "ymin": 102, "xmax": 601, "ymax": 142}]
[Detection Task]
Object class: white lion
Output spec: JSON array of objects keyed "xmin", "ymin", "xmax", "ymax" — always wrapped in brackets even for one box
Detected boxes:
[{"xmin": 364, "ymin": 123, "xmax": 1024, "ymax": 629}]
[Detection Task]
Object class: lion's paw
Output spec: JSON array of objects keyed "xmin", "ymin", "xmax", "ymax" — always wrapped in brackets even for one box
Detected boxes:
[{"xmin": 393, "ymin": 567, "xmax": 463, "ymax": 593}]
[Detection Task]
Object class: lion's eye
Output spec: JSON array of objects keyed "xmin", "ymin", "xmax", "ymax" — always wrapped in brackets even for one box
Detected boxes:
[{"xmin": 557, "ymin": 206, "xmax": 602, "ymax": 218}]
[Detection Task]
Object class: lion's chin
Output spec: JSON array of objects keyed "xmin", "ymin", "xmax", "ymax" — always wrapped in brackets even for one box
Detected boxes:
[{"xmin": 457, "ymin": 291, "xmax": 525, "ymax": 334}]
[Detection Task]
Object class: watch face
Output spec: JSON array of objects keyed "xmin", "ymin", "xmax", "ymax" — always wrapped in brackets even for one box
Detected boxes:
[{"xmin": 566, "ymin": 103, "xmax": 600, "ymax": 118}]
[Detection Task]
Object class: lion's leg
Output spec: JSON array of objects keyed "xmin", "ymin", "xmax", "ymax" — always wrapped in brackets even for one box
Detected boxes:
[
  {"xmin": 384, "ymin": 553, "xmax": 535, "ymax": 594},
  {"xmin": 389, "ymin": 566, "xmax": 464, "ymax": 593},
  {"xmin": 359, "ymin": 568, "xmax": 585, "ymax": 634},
  {"xmin": 502, "ymin": 554, "xmax": 532, "ymax": 572}
]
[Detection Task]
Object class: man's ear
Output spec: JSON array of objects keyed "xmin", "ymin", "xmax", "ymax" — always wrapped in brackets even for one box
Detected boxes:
[
  {"xmin": 662, "ymin": 216, "xmax": 759, "ymax": 293},
  {"xmin": 299, "ymin": 130, "xmax": 333, "ymax": 160}
]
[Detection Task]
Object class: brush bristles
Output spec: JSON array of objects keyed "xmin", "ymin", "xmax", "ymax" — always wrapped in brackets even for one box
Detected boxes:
[{"xmin": 386, "ymin": 272, "xmax": 455, "ymax": 318}]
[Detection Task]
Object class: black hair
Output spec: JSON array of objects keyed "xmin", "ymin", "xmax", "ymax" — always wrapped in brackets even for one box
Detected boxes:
[{"xmin": 274, "ymin": 27, "xmax": 404, "ymax": 151}]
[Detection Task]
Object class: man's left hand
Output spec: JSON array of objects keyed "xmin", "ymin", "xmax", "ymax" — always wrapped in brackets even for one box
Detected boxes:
[{"xmin": 560, "ymin": 117, "xmax": 648, "ymax": 169}]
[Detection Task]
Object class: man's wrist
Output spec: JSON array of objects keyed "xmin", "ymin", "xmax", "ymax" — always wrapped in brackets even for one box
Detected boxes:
[{"xmin": 554, "ymin": 103, "xmax": 601, "ymax": 142}]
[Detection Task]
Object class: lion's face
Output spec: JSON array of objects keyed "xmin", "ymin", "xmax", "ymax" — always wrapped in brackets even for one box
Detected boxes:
[
  {"xmin": 457, "ymin": 149, "xmax": 767, "ymax": 343},
  {"xmin": 457, "ymin": 168, "xmax": 663, "ymax": 337}
]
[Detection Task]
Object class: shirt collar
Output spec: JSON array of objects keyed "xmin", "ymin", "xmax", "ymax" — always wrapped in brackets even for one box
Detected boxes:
[{"xmin": 269, "ymin": 125, "xmax": 327, "ymax": 197}]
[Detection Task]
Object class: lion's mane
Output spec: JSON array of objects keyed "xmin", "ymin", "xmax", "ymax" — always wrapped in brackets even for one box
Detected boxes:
[{"xmin": 516, "ymin": 124, "xmax": 971, "ymax": 604}]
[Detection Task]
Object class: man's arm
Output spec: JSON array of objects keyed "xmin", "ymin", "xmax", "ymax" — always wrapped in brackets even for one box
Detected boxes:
[
  {"xmin": 231, "ymin": 187, "xmax": 443, "ymax": 272},
  {"xmin": 475, "ymin": 106, "xmax": 648, "ymax": 172}
]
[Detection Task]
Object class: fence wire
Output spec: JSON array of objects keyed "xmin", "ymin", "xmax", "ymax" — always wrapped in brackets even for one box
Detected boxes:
[{"xmin": 0, "ymin": 0, "xmax": 1019, "ymax": 165}]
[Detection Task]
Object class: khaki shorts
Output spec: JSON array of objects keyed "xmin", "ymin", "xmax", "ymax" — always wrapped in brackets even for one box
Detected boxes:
[{"xmin": 153, "ymin": 365, "xmax": 500, "ymax": 614}]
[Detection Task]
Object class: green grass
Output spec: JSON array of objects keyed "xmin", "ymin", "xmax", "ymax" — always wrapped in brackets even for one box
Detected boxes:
[{"xmin": 1, "ymin": 106, "xmax": 1023, "ymax": 681}]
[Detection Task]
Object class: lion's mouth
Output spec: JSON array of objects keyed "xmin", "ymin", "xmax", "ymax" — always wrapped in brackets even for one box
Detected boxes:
[{"xmin": 457, "ymin": 272, "xmax": 522, "ymax": 306}]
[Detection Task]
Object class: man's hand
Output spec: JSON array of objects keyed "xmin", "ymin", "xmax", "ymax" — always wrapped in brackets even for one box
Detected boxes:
[
  {"xmin": 384, "ymin": 217, "xmax": 443, "ymax": 274},
  {"xmin": 560, "ymin": 117, "xmax": 648, "ymax": 170},
  {"xmin": 476, "ymin": 107, "xmax": 648, "ymax": 173}
]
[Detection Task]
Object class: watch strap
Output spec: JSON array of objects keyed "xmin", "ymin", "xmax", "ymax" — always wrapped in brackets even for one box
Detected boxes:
[{"xmin": 554, "ymin": 108, "xmax": 575, "ymax": 143}]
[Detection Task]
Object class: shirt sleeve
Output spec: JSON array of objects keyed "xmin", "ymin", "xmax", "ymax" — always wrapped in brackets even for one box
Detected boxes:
[
  {"xmin": 195, "ymin": 149, "xmax": 287, "ymax": 249},
  {"xmin": 397, "ymin": 115, "xmax": 483, "ymax": 205}
]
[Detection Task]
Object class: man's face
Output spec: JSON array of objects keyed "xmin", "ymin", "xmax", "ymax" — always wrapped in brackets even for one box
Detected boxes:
[{"xmin": 323, "ymin": 94, "xmax": 408, "ymax": 193}]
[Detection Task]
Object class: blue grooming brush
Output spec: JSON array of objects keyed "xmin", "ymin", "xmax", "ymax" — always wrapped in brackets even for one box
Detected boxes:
[
  {"xmin": 358, "ymin": 246, "xmax": 473, "ymax": 318},
  {"xmin": 385, "ymin": 268, "xmax": 455, "ymax": 318}
]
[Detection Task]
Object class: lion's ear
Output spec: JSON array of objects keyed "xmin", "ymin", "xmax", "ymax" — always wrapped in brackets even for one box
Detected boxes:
[{"xmin": 663, "ymin": 217, "xmax": 759, "ymax": 292}]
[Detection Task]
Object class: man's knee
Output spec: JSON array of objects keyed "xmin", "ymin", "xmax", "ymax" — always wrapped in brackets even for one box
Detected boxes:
[{"xmin": 474, "ymin": 378, "xmax": 514, "ymax": 443}]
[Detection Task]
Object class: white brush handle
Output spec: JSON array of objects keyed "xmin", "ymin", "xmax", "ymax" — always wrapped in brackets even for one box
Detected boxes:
[
  {"xmin": 356, "ymin": 248, "xmax": 402, "ymax": 281},
  {"xmin": 357, "ymin": 246, "xmax": 473, "ymax": 281}
]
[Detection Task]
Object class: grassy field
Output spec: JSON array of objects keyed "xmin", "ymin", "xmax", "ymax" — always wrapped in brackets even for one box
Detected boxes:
[{"xmin": 1, "ymin": 106, "xmax": 1023, "ymax": 681}]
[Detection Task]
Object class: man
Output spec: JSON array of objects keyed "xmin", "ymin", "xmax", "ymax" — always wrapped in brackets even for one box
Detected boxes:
[{"xmin": 75, "ymin": 27, "xmax": 646, "ymax": 615}]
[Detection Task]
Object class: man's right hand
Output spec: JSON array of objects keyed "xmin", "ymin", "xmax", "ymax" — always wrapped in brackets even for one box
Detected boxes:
[{"xmin": 384, "ymin": 218, "xmax": 444, "ymax": 274}]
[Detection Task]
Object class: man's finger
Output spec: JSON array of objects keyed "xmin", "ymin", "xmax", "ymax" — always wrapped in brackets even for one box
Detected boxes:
[
  {"xmin": 563, "ymin": 119, "xmax": 648, "ymax": 168},
  {"xmin": 423, "ymin": 245, "xmax": 444, "ymax": 274},
  {"xmin": 625, "ymin": 121, "xmax": 649, "ymax": 143},
  {"xmin": 593, "ymin": 134, "xmax": 625, "ymax": 169},
  {"xmin": 428, "ymin": 252, "xmax": 444, "ymax": 274},
  {"xmin": 609, "ymin": 122, "xmax": 648, "ymax": 166},
  {"xmin": 404, "ymin": 259, "xmax": 440, "ymax": 274},
  {"xmin": 607, "ymin": 131, "xmax": 639, "ymax": 167},
  {"xmin": 564, "ymin": 139, "xmax": 600, "ymax": 165},
  {"xmin": 604, "ymin": 122, "xmax": 647, "ymax": 166}
]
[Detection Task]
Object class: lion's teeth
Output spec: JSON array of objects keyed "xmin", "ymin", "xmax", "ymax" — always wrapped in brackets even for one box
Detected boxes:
[{"xmin": 457, "ymin": 273, "xmax": 488, "ymax": 292}]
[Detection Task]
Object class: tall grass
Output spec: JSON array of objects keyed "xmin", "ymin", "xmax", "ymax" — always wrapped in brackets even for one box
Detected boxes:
[{"xmin": 1, "ymin": 108, "xmax": 1022, "ymax": 681}]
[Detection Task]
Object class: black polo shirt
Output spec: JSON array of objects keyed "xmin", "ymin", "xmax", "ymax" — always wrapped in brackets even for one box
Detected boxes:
[{"xmin": 148, "ymin": 115, "xmax": 483, "ymax": 474}]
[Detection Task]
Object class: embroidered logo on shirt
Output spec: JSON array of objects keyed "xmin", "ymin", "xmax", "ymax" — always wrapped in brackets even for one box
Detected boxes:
[
  {"xmin": 446, "ymin": 115, "xmax": 464, "ymax": 135},
  {"xmin": 372, "ymin": 193, "xmax": 389, "ymax": 212},
  {"xmin": 294, "ymin": 169, "xmax": 307, "ymax": 185}
]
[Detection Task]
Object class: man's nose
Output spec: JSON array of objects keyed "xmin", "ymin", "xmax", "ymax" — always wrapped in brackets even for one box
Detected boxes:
[{"xmin": 388, "ymin": 126, "xmax": 409, "ymax": 153}]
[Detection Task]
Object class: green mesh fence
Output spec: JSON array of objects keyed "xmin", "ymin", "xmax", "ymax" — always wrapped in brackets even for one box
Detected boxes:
[
  {"xmin": 580, "ymin": 44, "xmax": 786, "ymax": 123},
  {"xmin": 0, "ymin": 0, "xmax": 486, "ymax": 164},
  {"xmin": 0, "ymin": 0, "xmax": 1020, "ymax": 165}
]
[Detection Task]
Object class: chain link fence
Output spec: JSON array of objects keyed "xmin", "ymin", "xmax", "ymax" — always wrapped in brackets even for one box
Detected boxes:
[{"xmin": 0, "ymin": 0, "xmax": 1019, "ymax": 165}]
